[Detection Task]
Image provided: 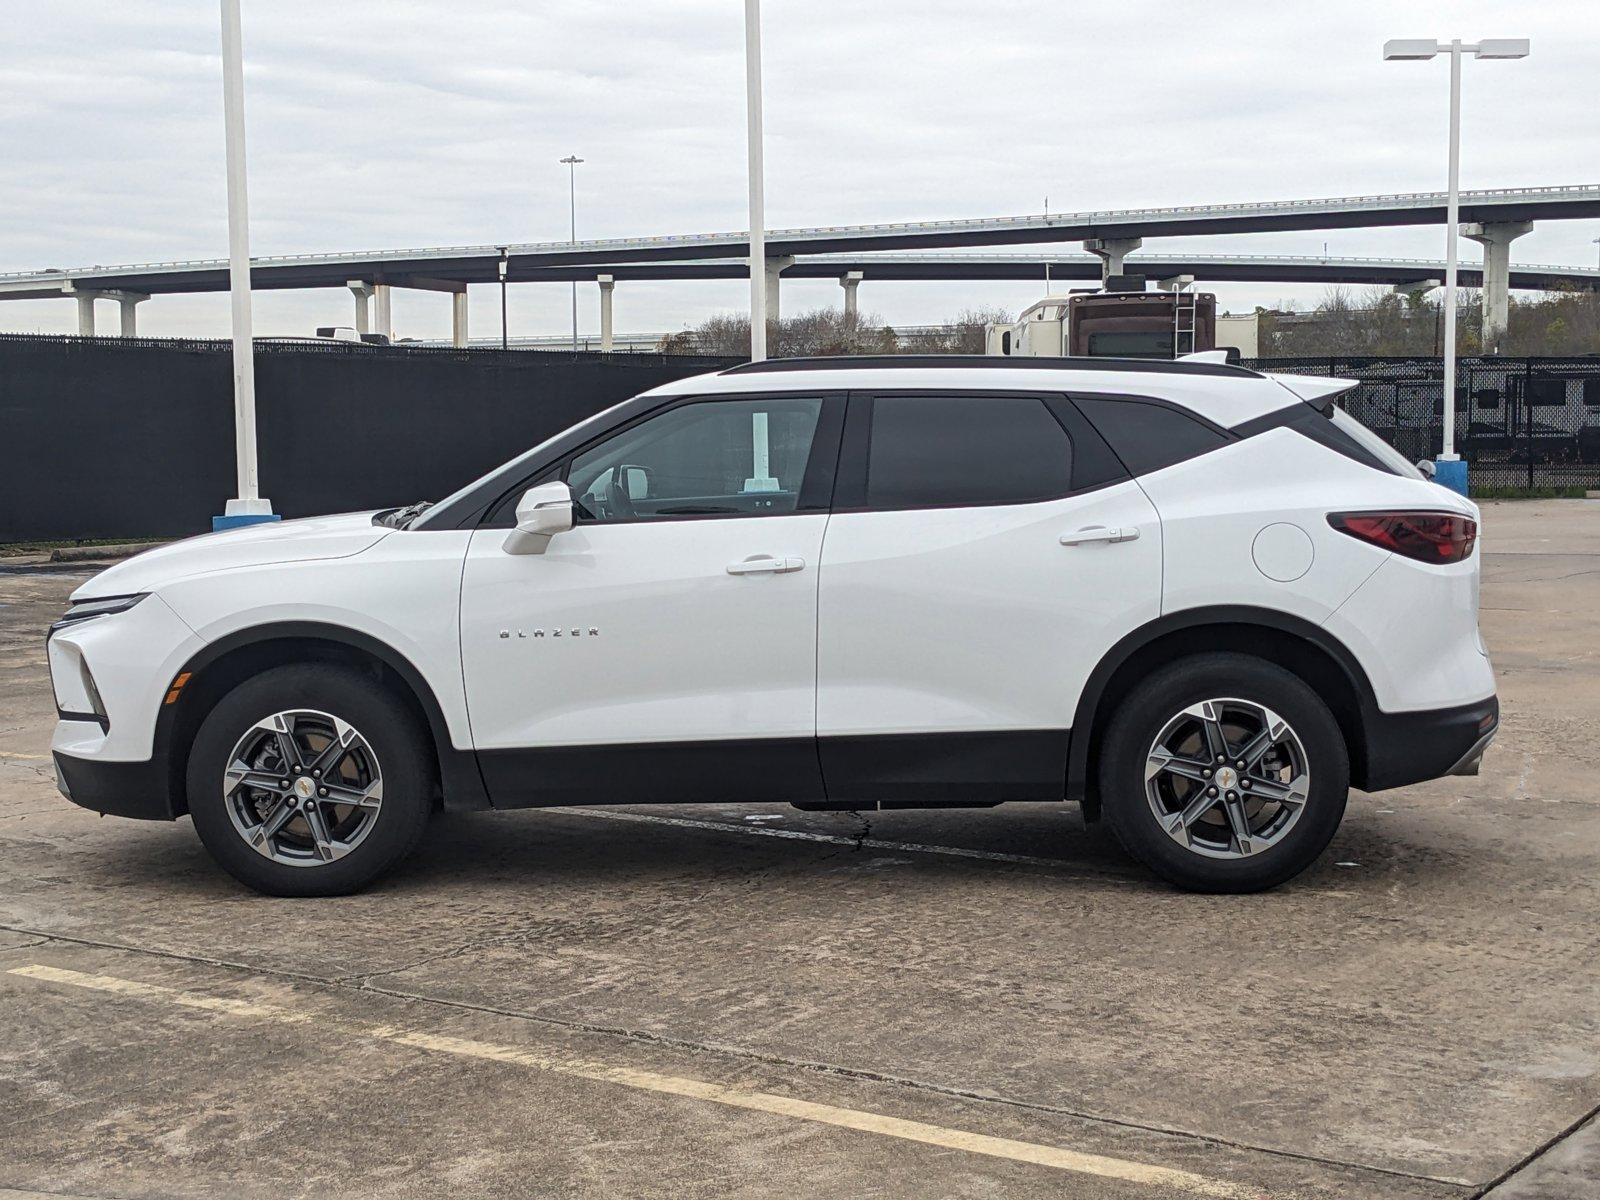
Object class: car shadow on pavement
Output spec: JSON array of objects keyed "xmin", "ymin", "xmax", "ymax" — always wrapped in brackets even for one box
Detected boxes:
[{"xmin": 42, "ymin": 801, "xmax": 1446, "ymax": 903}]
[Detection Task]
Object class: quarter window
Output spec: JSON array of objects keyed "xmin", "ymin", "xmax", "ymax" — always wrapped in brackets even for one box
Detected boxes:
[
  {"xmin": 865, "ymin": 395, "xmax": 1074, "ymax": 509},
  {"xmin": 567, "ymin": 397, "xmax": 824, "ymax": 522},
  {"xmin": 1072, "ymin": 395, "xmax": 1231, "ymax": 476}
]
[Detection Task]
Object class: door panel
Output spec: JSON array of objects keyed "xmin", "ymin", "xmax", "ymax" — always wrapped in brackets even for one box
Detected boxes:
[
  {"xmin": 458, "ymin": 391, "xmax": 841, "ymax": 807},
  {"xmin": 461, "ymin": 514, "xmax": 828, "ymax": 754},
  {"xmin": 816, "ymin": 479, "xmax": 1161, "ymax": 749}
]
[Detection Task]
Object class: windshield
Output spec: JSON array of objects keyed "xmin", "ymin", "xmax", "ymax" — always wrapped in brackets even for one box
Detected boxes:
[
  {"xmin": 412, "ymin": 391, "xmax": 653, "ymax": 530},
  {"xmin": 1328, "ymin": 407, "xmax": 1425, "ymax": 480}
]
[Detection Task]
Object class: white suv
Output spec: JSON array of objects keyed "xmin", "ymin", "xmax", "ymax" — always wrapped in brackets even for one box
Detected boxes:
[{"xmin": 47, "ymin": 357, "xmax": 1497, "ymax": 896}]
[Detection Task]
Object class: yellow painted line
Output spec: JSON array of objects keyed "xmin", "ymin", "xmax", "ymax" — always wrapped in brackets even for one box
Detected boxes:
[
  {"xmin": 12, "ymin": 964, "xmax": 1253, "ymax": 1197},
  {"xmin": 0, "ymin": 752, "xmax": 47, "ymax": 761}
]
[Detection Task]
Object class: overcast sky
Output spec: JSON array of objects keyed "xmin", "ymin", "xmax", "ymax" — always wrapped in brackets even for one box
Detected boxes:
[{"xmin": 2, "ymin": 0, "xmax": 1597, "ymax": 341}]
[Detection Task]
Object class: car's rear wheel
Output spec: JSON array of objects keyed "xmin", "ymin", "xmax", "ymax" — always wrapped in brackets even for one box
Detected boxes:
[
  {"xmin": 187, "ymin": 664, "xmax": 432, "ymax": 896},
  {"xmin": 1099, "ymin": 652, "xmax": 1348, "ymax": 893}
]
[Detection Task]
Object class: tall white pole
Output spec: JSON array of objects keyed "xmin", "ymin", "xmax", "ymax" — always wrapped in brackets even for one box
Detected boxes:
[
  {"xmin": 1440, "ymin": 39, "xmax": 1462, "ymax": 461},
  {"xmin": 563, "ymin": 156, "xmax": 581, "ymax": 351},
  {"xmin": 744, "ymin": 0, "xmax": 767, "ymax": 361},
  {"xmin": 219, "ymin": 0, "xmax": 268, "ymax": 517}
]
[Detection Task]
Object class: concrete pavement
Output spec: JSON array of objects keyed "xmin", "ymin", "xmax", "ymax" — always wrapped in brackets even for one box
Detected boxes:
[{"xmin": 1, "ymin": 501, "xmax": 1597, "ymax": 1198}]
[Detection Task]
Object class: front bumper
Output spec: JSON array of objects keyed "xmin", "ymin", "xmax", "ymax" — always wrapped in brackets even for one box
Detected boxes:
[
  {"xmin": 54, "ymin": 748, "xmax": 177, "ymax": 821},
  {"xmin": 1358, "ymin": 694, "xmax": 1499, "ymax": 793}
]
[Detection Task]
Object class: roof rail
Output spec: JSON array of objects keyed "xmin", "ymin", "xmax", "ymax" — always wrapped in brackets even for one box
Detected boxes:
[{"xmin": 720, "ymin": 354, "xmax": 1261, "ymax": 379}]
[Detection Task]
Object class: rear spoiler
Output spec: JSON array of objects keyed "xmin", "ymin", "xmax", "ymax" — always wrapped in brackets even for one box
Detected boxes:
[{"xmin": 1263, "ymin": 373, "xmax": 1360, "ymax": 413}]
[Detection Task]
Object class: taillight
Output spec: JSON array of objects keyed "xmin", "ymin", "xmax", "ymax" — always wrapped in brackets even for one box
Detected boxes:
[{"xmin": 1328, "ymin": 511, "xmax": 1477, "ymax": 564}]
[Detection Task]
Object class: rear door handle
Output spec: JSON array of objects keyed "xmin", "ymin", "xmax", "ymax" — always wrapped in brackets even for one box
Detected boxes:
[
  {"xmin": 1059, "ymin": 525, "xmax": 1140, "ymax": 546},
  {"xmin": 727, "ymin": 555, "xmax": 806, "ymax": 575}
]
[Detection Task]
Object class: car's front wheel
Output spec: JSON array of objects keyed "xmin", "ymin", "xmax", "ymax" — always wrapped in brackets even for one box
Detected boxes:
[
  {"xmin": 186, "ymin": 664, "xmax": 432, "ymax": 896},
  {"xmin": 1099, "ymin": 652, "xmax": 1349, "ymax": 893}
]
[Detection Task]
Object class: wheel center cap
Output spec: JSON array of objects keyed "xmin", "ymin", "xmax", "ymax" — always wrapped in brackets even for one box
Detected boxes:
[
  {"xmin": 1215, "ymin": 766, "xmax": 1238, "ymax": 790},
  {"xmin": 293, "ymin": 777, "xmax": 316, "ymax": 800}
]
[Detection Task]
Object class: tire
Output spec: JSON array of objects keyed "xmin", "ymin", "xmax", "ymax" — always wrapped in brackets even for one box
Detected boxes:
[
  {"xmin": 186, "ymin": 663, "xmax": 432, "ymax": 896},
  {"xmin": 1099, "ymin": 652, "xmax": 1349, "ymax": 893}
]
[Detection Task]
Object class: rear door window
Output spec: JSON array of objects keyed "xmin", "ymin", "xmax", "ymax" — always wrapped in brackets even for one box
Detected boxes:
[{"xmin": 865, "ymin": 394, "xmax": 1074, "ymax": 509}]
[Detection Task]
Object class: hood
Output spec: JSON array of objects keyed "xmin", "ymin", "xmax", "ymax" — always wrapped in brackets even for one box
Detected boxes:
[{"xmin": 71, "ymin": 511, "xmax": 394, "ymax": 600}]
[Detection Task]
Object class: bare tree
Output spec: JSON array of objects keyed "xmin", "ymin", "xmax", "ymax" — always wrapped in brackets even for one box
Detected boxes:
[{"xmin": 659, "ymin": 305, "xmax": 1014, "ymax": 357}]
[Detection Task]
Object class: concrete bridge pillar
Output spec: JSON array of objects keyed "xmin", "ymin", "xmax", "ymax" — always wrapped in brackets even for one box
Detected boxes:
[
  {"xmin": 116, "ymin": 292, "xmax": 149, "ymax": 337},
  {"xmin": 1084, "ymin": 237, "xmax": 1142, "ymax": 281},
  {"xmin": 75, "ymin": 292, "xmax": 96, "ymax": 336},
  {"xmin": 597, "ymin": 275, "xmax": 615, "ymax": 352},
  {"xmin": 347, "ymin": 281, "xmax": 375, "ymax": 336},
  {"xmin": 373, "ymin": 284, "xmax": 392, "ymax": 342},
  {"xmin": 1392, "ymin": 278, "xmax": 1441, "ymax": 304},
  {"xmin": 1461, "ymin": 220, "xmax": 1532, "ymax": 353},
  {"xmin": 451, "ymin": 290, "xmax": 469, "ymax": 348},
  {"xmin": 840, "ymin": 270, "xmax": 863, "ymax": 319},
  {"xmin": 765, "ymin": 256, "xmax": 794, "ymax": 326}
]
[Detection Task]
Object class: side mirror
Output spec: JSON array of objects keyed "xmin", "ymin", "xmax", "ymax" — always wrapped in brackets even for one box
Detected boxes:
[
  {"xmin": 1415, "ymin": 459, "xmax": 1437, "ymax": 480},
  {"xmin": 620, "ymin": 465, "xmax": 651, "ymax": 500},
  {"xmin": 503, "ymin": 481, "xmax": 573, "ymax": 555}
]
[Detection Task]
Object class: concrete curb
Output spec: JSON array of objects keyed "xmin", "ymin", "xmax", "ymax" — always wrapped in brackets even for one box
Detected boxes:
[{"xmin": 48, "ymin": 542, "xmax": 167, "ymax": 564}]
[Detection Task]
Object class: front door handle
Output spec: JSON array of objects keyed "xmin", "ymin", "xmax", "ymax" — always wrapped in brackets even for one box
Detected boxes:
[
  {"xmin": 727, "ymin": 555, "xmax": 806, "ymax": 575},
  {"xmin": 1059, "ymin": 525, "xmax": 1140, "ymax": 546}
]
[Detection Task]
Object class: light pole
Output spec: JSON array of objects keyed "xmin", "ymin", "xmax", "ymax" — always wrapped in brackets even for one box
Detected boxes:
[
  {"xmin": 560, "ymin": 155, "xmax": 583, "ymax": 351},
  {"xmin": 744, "ymin": 0, "xmax": 766, "ymax": 361},
  {"xmin": 497, "ymin": 246, "xmax": 509, "ymax": 350},
  {"xmin": 1383, "ymin": 37, "xmax": 1529, "ymax": 487},
  {"xmin": 214, "ymin": 0, "xmax": 275, "ymax": 529}
]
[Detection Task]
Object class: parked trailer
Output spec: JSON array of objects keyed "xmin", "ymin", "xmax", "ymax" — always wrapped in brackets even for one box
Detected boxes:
[{"xmin": 987, "ymin": 278, "xmax": 1259, "ymax": 359}]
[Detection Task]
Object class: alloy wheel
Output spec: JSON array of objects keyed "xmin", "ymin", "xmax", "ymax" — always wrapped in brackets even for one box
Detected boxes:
[
  {"xmin": 222, "ymin": 709, "xmax": 384, "ymax": 867},
  {"xmin": 1144, "ymin": 697, "xmax": 1310, "ymax": 860}
]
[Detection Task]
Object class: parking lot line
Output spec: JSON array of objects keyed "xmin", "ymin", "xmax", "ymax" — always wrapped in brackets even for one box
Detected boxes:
[
  {"xmin": 11, "ymin": 963, "xmax": 1253, "ymax": 1198},
  {"xmin": 557, "ymin": 806, "xmax": 1132, "ymax": 875}
]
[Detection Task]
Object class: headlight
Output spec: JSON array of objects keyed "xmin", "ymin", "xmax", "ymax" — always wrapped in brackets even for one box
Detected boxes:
[{"xmin": 53, "ymin": 593, "xmax": 148, "ymax": 630}]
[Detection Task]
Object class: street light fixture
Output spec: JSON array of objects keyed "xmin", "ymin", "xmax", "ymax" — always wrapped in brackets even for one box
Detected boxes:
[
  {"xmin": 1383, "ymin": 37, "xmax": 1529, "ymax": 485},
  {"xmin": 560, "ymin": 155, "xmax": 583, "ymax": 351}
]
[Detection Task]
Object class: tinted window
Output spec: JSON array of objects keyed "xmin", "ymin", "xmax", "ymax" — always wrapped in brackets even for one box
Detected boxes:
[
  {"xmin": 866, "ymin": 395, "xmax": 1073, "ymax": 509},
  {"xmin": 1086, "ymin": 331, "xmax": 1174, "ymax": 359},
  {"xmin": 1328, "ymin": 407, "xmax": 1425, "ymax": 479},
  {"xmin": 1072, "ymin": 395, "xmax": 1230, "ymax": 476},
  {"xmin": 568, "ymin": 397, "xmax": 823, "ymax": 522}
]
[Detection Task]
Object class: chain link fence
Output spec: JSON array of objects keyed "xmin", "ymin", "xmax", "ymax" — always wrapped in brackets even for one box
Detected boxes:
[{"xmin": 1245, "ymin": 355, "xmax": 1600, "ymax": 491}]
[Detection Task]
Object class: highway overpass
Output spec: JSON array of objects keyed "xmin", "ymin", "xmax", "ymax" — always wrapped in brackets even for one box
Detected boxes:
[{"xmin": 2, "ymin": 183, "xmax": 1596, "ymax": 349}]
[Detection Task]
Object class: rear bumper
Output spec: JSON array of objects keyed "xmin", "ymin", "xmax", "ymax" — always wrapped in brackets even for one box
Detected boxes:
[
  {"xmin": 1358, "ymin": 694, "xmax": 1499, "ymax": 793},
  {"xmin": 53, "ymin": 750, "xmax": 176, "ymax": 821}
]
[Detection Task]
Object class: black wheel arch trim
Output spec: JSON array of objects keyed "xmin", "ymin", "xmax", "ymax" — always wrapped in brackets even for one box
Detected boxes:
[
  {"xmin": 1068, "ymin": 605, "xmax": 1383, "ymax": 807},
  {"xmin": 156, "ymin": 621, "xmax": 490, "ymax": 814}
]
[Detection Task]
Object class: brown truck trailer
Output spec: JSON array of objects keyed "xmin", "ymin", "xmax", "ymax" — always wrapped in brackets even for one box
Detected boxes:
[
  {"xmin": 1066, "ymin": 285, "xmax": 1216, "ymax": 358},
  {"xmin": 985, "ymin": 275, "xmax": 1233, "ymax": 359}
]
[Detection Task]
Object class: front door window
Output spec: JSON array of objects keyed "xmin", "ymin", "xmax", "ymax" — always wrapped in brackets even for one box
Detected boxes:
[{"xmin": 568, "ymin": 397, "xmax": 824, "ymax": 522}]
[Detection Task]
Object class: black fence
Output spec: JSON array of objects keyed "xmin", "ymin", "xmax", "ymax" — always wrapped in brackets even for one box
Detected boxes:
[
  {"xmin": 1247, "ymin": 355, "xmax": 1600, "ymax": 492},
  {"xmin": 0, "ymin": 335, "xmax": 738, "ymax": 542},
  {"xmin": 5, "ymin": 339, "xmax": 1597, "ymax": 543}
]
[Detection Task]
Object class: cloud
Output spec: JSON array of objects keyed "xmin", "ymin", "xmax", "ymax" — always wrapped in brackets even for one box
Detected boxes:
[{"xmin": 1, "ymin": 0, "xmax": 1596, "ymax": 338}]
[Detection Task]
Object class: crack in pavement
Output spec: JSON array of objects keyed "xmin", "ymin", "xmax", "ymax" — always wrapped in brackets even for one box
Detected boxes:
[
  {"xmin": 1468, "ymin": 1100, "xmax": 1600, "ymax": 1199},
  {"xmin": 0, "ymin": 922, "xmax": 1478, "ymax": 1193}
]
